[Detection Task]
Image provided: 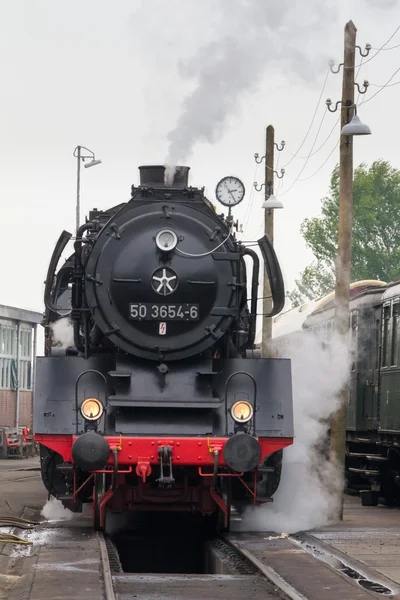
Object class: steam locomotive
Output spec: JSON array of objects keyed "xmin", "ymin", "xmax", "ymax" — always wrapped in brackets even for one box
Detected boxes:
[{"xmin": 34, "ymin": 165, "xmax": 294, "ymax": 531}]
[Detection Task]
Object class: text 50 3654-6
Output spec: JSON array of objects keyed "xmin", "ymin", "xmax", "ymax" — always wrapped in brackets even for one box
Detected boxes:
[{"xmin": 129, "ymin": 303, "xmax": 199, "ymax": 321}]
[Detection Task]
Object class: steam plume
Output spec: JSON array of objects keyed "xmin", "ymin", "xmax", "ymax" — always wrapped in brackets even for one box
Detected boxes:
[
  {"xmin": 50, "ymin": 317, "xmax": 74, "ymax": 348},
  {"xmin": 163, "ymin": 0, "xmax": 337, "ymax": 171},
  {"xmin": 41, "ymin": 497, "xmax": 74, "ymax": 521},
  {"xmin": 240, "ymin": 329, "xmax": 351, "ymax": 533}
]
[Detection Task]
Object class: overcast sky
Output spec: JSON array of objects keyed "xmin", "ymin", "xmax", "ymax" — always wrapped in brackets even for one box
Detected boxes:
[{"xmin": 1, "ymin": 0, "xmax": 399, "ymax": 326}]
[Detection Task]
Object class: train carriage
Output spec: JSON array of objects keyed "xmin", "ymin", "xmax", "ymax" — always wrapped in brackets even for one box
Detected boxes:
[{"xmin": 271, "ymin": 279, "xmax": 400, "ymax": 506}]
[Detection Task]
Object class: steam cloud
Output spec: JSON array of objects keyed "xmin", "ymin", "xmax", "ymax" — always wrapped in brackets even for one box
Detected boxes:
[
  {"xmin": 160, "ymin": 0, "xmax": 338, "ymax": 182},
  {"xmin": 240, "ymin": 329, "xmax": 351, "ymax": 533},
  {"xmin": 50, "ymin": 317, "xmax": 74, "ymax": 348},
  {"xmin": 128, "ymin": 0, "xmax": 398, "ymax": 185},
  {"xmin": 41, "ymin": 497, "xmax": 74, "ymax": 522}
]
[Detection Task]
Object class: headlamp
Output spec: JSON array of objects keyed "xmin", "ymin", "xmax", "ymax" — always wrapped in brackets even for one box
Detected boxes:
[
  {"xmin": 80, "ymin": 398, "xmax": 104, "ymax": 421},
  {"xmin": 230, "ymin": 400, "xmax": 253, "ymax": 423},
  {"xmin": 155, "ymin": 229, "xmax": 178, "ymax": 252}
]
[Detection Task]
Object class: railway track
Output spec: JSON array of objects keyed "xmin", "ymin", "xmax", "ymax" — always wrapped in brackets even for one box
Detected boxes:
[
  {"xmin": 98, "ymin": 531, "xmax": 303, "ymax": 600},
  {"xmin": 5, "ymin": 512, "xmax": 398, "ymax": 599}
]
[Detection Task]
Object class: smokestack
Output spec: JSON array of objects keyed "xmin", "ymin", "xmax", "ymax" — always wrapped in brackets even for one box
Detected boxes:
[{"xmin": 138, "ymin": 165, "xmax": 190, "ymax": 188}]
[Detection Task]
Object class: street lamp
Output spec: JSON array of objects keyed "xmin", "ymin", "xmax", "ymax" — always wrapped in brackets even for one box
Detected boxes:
[
  {"xmin": 325, "ymin": 21, "xmax": 372, "ymax": 520},
  {"xmin": 73, "ymin": 146, "xmax": 102, "ymax": 234},
  {"xmin": 341, "ymin": 112, "xmax": 371, "ymax": 136},
  {"xmin": 261, "ymin": 194, "xmax": 283, "ymax": 210}
]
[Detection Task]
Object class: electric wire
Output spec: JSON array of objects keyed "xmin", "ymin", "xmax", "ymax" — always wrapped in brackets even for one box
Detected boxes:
[
  {"xmin": 353, "ymin": 25, "xmax": 400, "ymax": 68},
  {"xmin": 371, "ymin": 43, "xmax": 400, "ymax": 51},
  {"xmin": 281, "ymin": 68, "xmax": 330, "ymax": 168},
  {"xmin": 278, "ymin": 108, "xmax": 327, "ymax": 195},
  {"xmin": 285, "ymin": 140, "xmax": 339, "ymax": 186},
  {"xmin": 276, "ymin": 54, "xmax": 365, "ymax": 195},
  {"xmin": 242, "ymin": 162, "xmax": 259, "ymax": 234},
  {"xmin": 359, "ymin": 65, "xmax": 400, "ymax": 105},
  {"xmin": 369, "ymin": 80, "xmax": 400, "ymax": 87},
  {"xmin": 283, "ymin": 116, "xmax": 339, "ymax": 161}
]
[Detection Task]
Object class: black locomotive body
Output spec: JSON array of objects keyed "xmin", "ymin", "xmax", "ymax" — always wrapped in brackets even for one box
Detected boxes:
[{"xmin": 34, "ymin": 165, "xmax": 294, "ymax": 531}]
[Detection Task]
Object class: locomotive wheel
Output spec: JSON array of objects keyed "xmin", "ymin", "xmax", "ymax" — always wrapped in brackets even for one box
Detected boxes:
[{"xmin": 93, "ymin": 473, "xmax": 106, "ymax": 531}]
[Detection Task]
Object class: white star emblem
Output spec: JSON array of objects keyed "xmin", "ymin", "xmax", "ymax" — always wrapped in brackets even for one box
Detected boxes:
[{"xmin": 152, "ymin": 269, "xmax": 177, "ymax": 295}]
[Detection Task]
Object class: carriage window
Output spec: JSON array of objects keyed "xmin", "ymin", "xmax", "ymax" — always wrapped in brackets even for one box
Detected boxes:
[
  {"xmin": 382, "ymin": 305, "xmax": 391, "ymax": 367},
  {"xmin": 392, "ymin": 303, "xmax": 399, "ymax": 366}
]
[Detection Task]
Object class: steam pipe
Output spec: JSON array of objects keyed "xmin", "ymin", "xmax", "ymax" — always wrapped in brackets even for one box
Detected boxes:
[
  {"xmin": 243, "ymin": 248, "xmax": 260, "ymax": 349},
  {"xmin": 72, "ymin": 223, "xmax": 91, "ymax": 353}
]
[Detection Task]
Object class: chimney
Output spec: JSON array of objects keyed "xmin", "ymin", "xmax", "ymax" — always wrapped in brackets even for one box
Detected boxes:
[{"xmin": 138, "ymin": 165, "xmax": 190, "ymax": 188}]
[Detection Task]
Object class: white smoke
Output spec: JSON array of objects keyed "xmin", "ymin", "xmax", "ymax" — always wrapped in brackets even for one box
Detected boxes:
[
  {"xmin": 240, "ymin": 329, "xmax": 351, "ymax": 533},
  {"xmin": 50, "ymin": 317, "xmax": 74, "ymax": 348},
  {"xmin": 164, "ymin": 163, "xmax": 177, "ymax": 187},
  {"xmin": 163, "ymin": 0, "xmax": 337, "ymax": 170},
  {"xmin": 41, "ymin": 496, "xmax": 74, "ymax": 522}
]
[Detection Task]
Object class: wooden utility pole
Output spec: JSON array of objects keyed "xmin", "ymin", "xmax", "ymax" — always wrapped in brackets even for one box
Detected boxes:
[
  {"xmin": 261, "ymin": 125, "xmax": 275, "ymax": 358},
  {"xmin": 330, "ymin": 20, "xmax": 357, "ymax": 520}
]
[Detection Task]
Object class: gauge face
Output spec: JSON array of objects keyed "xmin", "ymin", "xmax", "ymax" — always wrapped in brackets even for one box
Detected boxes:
[
  {"xmin": 215, "ymin": 176, "xmax": 245, "ymax": 207},
  {"xmin": 155, "ymin": 229, "xmax": 178, "ymax": 252}
]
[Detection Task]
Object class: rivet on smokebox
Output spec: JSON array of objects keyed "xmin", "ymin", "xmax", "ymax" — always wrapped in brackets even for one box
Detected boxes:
[
  {"xmin": 128, "ymin": 441, "xmax": 132, "ymax": 446},
  {"xmin": 198, "ymin": 456, "xmax": 201, "ymax": 460},
  {"xmin": 128, "ymin": 455, "xmax": 132, "ymax": 459},
  {"xmin": 198, "ymin": 442, "xmax": 202, "ymax": 446}
]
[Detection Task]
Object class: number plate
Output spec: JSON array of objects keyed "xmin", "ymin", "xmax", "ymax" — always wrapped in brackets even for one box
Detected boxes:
[{"xmin": 129, "ymin": 303, "xmax": 199, "ymax": 321}]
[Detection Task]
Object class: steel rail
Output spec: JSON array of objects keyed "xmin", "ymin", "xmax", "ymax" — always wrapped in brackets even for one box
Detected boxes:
[
  {"xmin": 223, "ymin": 537, "xmax": 308, "ymax": 600},
  {"xmin": 97, "ymin": 532, "xmax": 116, "ymax": 600}
]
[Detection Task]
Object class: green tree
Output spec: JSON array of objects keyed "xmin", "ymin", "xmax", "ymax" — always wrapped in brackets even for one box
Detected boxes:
[{"xmin": 289, "ymin": 160, "xmax": 400, "ymax": 306}]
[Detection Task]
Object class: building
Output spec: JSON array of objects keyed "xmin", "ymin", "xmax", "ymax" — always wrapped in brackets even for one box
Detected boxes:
[{"xmin": 0, "ymin": 305, "xmax": 42, "ymax": 429}]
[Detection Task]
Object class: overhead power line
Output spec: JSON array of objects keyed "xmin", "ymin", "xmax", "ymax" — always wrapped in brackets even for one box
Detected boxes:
[
  {"xmin": 354, "ymin": 24, "xmax": 400, "ymax": 68},
  {"xmin": 360, "ymin": 65, "xmax": 400, "ymax": 105},
  {"xmin": 282, "ymin": 68, "xmax": 330, "ymax": 168}
]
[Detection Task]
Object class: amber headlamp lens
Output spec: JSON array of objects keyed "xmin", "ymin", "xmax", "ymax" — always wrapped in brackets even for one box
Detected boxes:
[
  {"xmin": 231, "ymin": 401, "xmax": 253, "ymax": 423},
  {"xmin": 80, "ymin": 398, "xmax": 103, "ymax": 421}
]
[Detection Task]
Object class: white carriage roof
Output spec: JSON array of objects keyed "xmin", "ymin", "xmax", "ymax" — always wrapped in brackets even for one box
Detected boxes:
[
  {"xmin": 254, "ymin": 280, "xmax": 387, "ymax": 344},
  {"xmin": 382, "ymin": 281, "xmax": 400, "ymax": 302},
  {"xmin": 255, "ymin": 299, "xmax": 320, "ymax": 344}
]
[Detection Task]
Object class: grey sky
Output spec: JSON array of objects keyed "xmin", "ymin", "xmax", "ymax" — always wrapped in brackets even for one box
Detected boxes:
[{"xmin": 1, "ymin": 0, "xmax": 399, "ymax": 327}]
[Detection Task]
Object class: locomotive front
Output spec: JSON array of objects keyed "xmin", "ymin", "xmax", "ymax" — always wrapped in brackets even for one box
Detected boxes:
[{"xmin": 34, "ymin": 165, "xmax": 294, "ymax": 531}]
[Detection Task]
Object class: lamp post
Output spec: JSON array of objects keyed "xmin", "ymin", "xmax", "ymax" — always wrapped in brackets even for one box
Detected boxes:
[
  {"xmin": 73, "ymin": 146, "xmax": 102, "ymax": 234},
  {"xmin": 254, "ymin": 126, "xmax": 285, "ymax": 357},
  {"xmin": 326, "ymin": 20, "xmax": 371, "ymax": 520}
]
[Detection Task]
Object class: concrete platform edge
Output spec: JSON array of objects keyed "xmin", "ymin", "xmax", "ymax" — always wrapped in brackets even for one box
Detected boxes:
[{"xmin": 299, "ymin": 532, "xmax": 400, "ymax": 594}]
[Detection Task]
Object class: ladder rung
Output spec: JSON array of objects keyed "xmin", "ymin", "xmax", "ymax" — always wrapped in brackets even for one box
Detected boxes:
[{"xmin": 349, "ymin": 467, "xmax": 380, "ymax": 476}]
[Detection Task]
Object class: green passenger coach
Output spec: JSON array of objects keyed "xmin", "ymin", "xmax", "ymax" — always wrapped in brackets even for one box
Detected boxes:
[{"xmin": 271, "ymin": 280, "xmax": 400, "ymax": 507}]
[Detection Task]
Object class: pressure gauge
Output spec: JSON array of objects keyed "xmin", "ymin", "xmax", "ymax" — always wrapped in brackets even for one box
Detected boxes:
[
  {"xmin": 215, "ymin": 176, "xmax": 245, "ymax": 207},
  {"xmin": 155, "ymin": 228, "xmax": 178, "ymax": 252}
]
